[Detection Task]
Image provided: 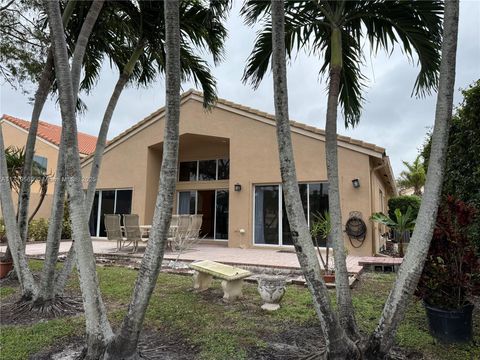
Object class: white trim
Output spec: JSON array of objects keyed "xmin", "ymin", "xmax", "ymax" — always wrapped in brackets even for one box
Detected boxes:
[
  {"xmin": 213, "ymin": 189, "xmax": 217, "ymax": 240},
  {"xmin": 96, "ymin": 190, "xmax": 102, "ymax": 237},
  {"xmin": 306, "ymin": 183, "xmax": 310, "ymax": 227},
  {"xmin": 113, "ymin": 190, "xmax": 117, "ymax": 214},
  {"xmin": 278, "ymin": 184, "xmax": 283, "ymax": 245}
]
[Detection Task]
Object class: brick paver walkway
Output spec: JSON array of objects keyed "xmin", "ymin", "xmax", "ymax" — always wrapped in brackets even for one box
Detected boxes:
[{"xmin": 1, "ymin": 240, "xmax": 371, "ymax": 274}]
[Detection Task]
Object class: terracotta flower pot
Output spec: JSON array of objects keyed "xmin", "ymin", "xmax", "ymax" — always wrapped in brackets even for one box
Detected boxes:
[
  {"xmin": 323, "ymin": 274, "xmax": 336, "ymax": 283},
  {"xmin": 0, "ymin": 260, "xmax": 13, "ymax": 279}
]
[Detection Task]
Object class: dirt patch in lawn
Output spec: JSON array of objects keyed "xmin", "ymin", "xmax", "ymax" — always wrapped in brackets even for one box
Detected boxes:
[
  {"xmin": 30, "ymin": 329, "xmax": 198, "ymax": 360},
  {"xmin": 0, "ymin": 293, "xmax": 83, "ymax": 326},
  {"xmin": 248, "ymin": 322, "xmax": 326, "ymax": 359},
  {"xmin": 247, "ymin": 321, "xmax": 424, "ymax": 360}
]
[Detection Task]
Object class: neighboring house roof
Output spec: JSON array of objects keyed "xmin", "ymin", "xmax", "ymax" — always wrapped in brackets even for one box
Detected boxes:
[{"xmin": 1, "ymin": 114, "xmax": 97, "ymax": 156}]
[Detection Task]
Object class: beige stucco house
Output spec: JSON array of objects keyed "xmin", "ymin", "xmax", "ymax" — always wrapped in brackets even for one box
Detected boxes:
[
  {"xmin": 1, "ymin": 114, "xmax": 97, "ymax": 219},
  {"xmin": 81, "ymin": 90, "xmax": 396, "ymax": 256}
]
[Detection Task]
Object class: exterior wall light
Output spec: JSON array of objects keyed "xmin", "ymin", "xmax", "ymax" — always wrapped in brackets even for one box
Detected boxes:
[
  {"xmin": 352, "ymin": 178, "xmax": 360, "ymax": 189},
  {"xmin": 234, "ymin": 183, "xmax": 242, "ymax": 192}
]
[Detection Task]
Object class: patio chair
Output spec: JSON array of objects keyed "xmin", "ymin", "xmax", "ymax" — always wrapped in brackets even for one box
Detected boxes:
[
  {"xmin": 104, "ymin": 214, "xmax": 125, "ymax": 251},
  {"xmin": 188, "ymin": 214, "xmax": 203, "ymax": 240},
  {"xmin": 170, "ymin": 215, "xmax": 191, "ymax": 251},
  {"xmin": 167, "ymin": 215, "xmax": 179, "ymax": 250},
  {"xmin": 123, "ymin": 214, "xmax": 143, "ymax": 253}
]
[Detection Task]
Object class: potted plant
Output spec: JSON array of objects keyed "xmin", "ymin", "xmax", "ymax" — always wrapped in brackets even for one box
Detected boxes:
[
  {"xmin": 370, "ymin": 207, "xmax": 416, "ymax": 257},
  {"xmin": 416, "ymin": 196, "xmax": 479, "ymax": 344},
  {"xmin": 310, "ymin": 212, "xmax": 335, "ymax": 282}
]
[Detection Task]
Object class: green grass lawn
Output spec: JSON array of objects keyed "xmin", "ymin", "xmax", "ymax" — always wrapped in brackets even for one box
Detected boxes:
[{"xmin": 0, "ymin": 260, "xmax": 478, "ymax": 360}]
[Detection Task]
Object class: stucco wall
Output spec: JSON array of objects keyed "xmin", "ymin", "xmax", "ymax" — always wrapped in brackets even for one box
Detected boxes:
[
  {"xmin": 81, "ymin": 96, "xmax": 389, "ymax": 256},
  {"xmin": 1, "ymin": 120, "xmax": 59, "ymax": 196}
]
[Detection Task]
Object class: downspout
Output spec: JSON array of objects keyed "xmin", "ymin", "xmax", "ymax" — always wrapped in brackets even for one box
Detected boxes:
[{"xmin": 370, "ymin": 158, "xmax": 387, "ymax": 255}]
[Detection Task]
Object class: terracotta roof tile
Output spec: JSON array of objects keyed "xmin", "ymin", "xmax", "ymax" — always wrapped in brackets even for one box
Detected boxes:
[{"xmin": 1, "ymin": 114, "xmax": 97, "ymax": 155}]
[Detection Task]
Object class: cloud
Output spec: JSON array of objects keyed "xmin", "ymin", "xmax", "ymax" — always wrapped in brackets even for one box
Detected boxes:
[{"xmin": 1, "ymin": 1, "xmax": 478, "ymax": 178}]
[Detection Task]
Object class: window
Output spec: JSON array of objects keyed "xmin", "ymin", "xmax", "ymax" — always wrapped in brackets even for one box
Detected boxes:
[
  {"xmin": 217, "ymin": 159, "xmax": 230, "ymax": 180},
  {"xmin": 88, "ymin": 189, "xmax": 133, "ymax": 237},
  {"xmin": 33, "ymin": 155, "xmax": 47, "ymax": 175},
  {"xmin": 179, "ymin": 161, "xmax": 197, "ymax": 181},
  {"xmin": 178, "ymin": 159, "xmax": 230, "ymax": 181},
  {"xmin": 178, "ymin": 191, "xmax": 196, "ymax": 214},
  {"xmin": 177, "ymin": 190, "xmax": 229, "ymax": 240},
  {"xmin": 198, "ymin": 160, "xmax": 217, "ymax": 181},
  {"xmin": 254, "ymin": 183, "xmax": 329, "ymax": 246}
]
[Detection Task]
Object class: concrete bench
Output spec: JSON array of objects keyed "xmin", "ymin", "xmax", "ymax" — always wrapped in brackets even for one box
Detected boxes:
[{"xmin": 189, "ymin": 260, "xmax": 252, "ymax": 301}]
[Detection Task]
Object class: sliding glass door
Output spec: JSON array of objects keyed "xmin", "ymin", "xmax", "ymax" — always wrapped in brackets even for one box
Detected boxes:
[
  {"xmin": 254, "ymin": 183, "xmax": 329, "ymax": 246},
  {"xmin": 89, "ymin": 189, "xmax": 133, "ymax": 237},
  {"xmin": 177, "ymin": 189, "xmax": 229, "ymax": 240}
]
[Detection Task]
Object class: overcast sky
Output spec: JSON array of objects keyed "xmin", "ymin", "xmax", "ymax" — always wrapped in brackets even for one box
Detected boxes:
[{"xmin": 1, "ymin": 1, "xmax": 479, "ymax": 176}]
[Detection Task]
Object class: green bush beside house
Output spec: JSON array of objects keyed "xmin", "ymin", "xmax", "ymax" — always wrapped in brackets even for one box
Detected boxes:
[{"xmin": 388, "ymin": 195, "xmax": 421, "ymax": 221}]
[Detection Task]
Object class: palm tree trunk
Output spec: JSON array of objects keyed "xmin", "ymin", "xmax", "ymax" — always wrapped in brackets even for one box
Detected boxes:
[
  {"xmin": 0, "ymin": 127, "xmax": 38, "ymax": 299},
  {"xmin": 37, "ymin": 0, "xmax": 104, "ymax": 304},
  {"xmin": 16, "ymin": 0, "xmax": 78, "ymax": 246},
  {"xmin": 53, "ymin": 39, "xmax": 146, "ymax": 298},
  {"xmin": 325, "ymin": 27, "xmax": 359, "ymax": 340},
  {"xmin": 270, "ymin": 3, "xmax": 357, "ymax": 358},
  {"xmin": 85, "ymin": 39, "xmax": 146, "ymax": 212},
  {"xmin": 364, "ymin": 1, "xmax": 459, "ymax": 358},
  {"xmin": 46, "ymin": 1, "xmax": 113, "ymax": 357},
  {"xmin": 27, "ymin": 175, "xmax": 49, "ymax": 223},
  {"xmin": 54, "ymin": 242, "xmax": 76, "ymax": 295},
  {"xmin": 37, "ymin": 136, "xmax": 67, "ymax": 302},
  {"xmin": 104, "ymin": 2, "xmax": 181, "ymax": 358}
]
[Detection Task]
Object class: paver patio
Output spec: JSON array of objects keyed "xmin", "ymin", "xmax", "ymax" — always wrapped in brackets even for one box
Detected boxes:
[{"xmin": 0, "ymin": 239, "xmax": 378, "ymax": 275}]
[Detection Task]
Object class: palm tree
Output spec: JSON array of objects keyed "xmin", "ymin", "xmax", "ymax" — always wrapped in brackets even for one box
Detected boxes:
[
  {"xmin": 104, "ymin": 1, "xmax": 183, "ymax": 357},
  {"xmin": 54, "ymin": 0, "xmax": 228, "ymax": 300},
  {"xmin": 242, "ymin": 0, "xmax": 443, "ymax": 339},
  {"xmin": 397, "ymin": 155, "xmax": 426, "ymax": 196},
  {"xmin": 269, "ymin": 0, "xmax": 357, "ymax": 357},
  {"xmin": 44, "ymin": 1, "xmax": 229, "ymax": 357},
  {"xmin": 46, "ymin": 1, "xmax": 114, "ymax": 357},
  {"xmin": 365, "ymin": 0, "xmax": 460, "ymax": 356}
]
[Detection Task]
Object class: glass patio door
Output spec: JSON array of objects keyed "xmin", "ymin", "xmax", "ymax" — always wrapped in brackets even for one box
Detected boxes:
[
  {"xmin": 254, "ymin": 183, "xmax": 329, "ymax": 245},
  {"xmin": 89, "ymin": 189, "xmax": 133, "ymax": 237},
  {"xmin": 177, "ymin": 189, "xmax": 229, "ymax": 240}
]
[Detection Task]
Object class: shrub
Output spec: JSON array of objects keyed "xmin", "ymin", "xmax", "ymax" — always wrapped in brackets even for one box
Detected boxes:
[
  {"xmin": 416, "ymin": 196, "xmax": 479, "ymax": 309},
  {"xmin": 0, "ymin": 218, "xmax": 6, "ymax": 242},
  {"xmin": 61, "ymin": 201, "xmax": 72, "ymax": 240},
  {"xmin": 388, "ymin": 195, "xmax": 421, "ymax": 221},
  {"xmin": 422, "ymin": 80, "xmax": 480, "ymax": 250},
  {"xmin": 28, "ymin": 218, "xmax": 49, "ymax": 242}
]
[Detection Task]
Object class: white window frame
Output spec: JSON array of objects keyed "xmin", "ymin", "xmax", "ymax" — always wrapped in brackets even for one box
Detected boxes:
[
  {"xmin": 92, "ymin": 188, "xmax": 133, "ymax": 237},
  {"xmin": 252, "ymin": 182, "xmax": 327, "ymax": 246},
  {"xmin": 176, "ymin": 189, "xmax": 228, "ymax": 240}
]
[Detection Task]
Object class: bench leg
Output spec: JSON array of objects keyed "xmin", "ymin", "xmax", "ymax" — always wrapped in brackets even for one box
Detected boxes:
[
  {"xmin": 221, "ymin": 279, "xmax": 244, "ymax": 301},
  {"xmin": 193, "ymin": 271, "xmax": 213, "ymax": 291}
]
